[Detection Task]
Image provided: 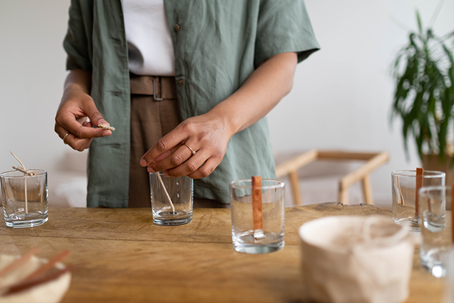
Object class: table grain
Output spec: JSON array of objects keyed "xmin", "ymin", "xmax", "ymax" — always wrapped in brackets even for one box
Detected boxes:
[{"xmin": 0, "ymin": 203, "xmax": 444, "ymax": 303}]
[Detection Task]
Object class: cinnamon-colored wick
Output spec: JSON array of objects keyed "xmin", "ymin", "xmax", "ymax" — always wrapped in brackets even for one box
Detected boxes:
[
  {"xmin": 252, "ymin": 176, "xmax": 263, "ymax": 231},
  {"xmin": 415, "ymin": 168, "xmax": 423, "ymax": 217}
]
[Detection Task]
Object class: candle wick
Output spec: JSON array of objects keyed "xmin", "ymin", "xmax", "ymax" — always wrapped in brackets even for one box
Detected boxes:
[
  {"xmin": 10, "ymin": 152, "xmax": 35, "ymax": 215},
  {"xmin": 156, "ymin": 172, "xmax": 175, "ymax": 214}
]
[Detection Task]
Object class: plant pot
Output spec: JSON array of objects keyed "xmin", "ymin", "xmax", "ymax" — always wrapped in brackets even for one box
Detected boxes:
[{"xmin": 422, "ymin": 154, "xmax": 454, "ymax": 186}]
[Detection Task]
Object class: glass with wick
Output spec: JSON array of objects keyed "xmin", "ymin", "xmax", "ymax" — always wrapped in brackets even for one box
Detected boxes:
[
  {"xmin": 419, "ymin": 186, "xmax": 453, "ymax": 278},
  {"xmin": 230, "ymin": 179, "xmax": 285, "ymax": 254},
  {"xmin": 392, "ymin": 170, "xmax": 445, "ymax": 232},
  {"xmin": 149, "ymin": 172, "xmax": 193, "ymax": 225},
  {"xmin": 1, "ymin": 169, "xmax": 48, "ymax": 228}
]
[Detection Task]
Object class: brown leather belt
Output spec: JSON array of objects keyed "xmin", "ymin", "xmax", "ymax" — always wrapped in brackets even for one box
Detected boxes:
[{"xmin": 129, "ymin": 73, "xmax": 177, "ymax": 100}]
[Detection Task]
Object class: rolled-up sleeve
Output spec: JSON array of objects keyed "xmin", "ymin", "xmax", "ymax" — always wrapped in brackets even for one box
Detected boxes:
[
  {"xmin": 63, "ymin": 0, "xmax": 92, "ymax": 72},
  {"xmin": 254, "ymin": 0, "xmax": 320, "ymax": 67}
]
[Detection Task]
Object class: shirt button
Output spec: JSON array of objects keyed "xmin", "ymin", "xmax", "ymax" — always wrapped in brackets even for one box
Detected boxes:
[
  {"xmin": 178, "ymin": 78, "xmax": 184, "ymax": 86},
  {"xmin": 175, "ymin": 24, "xmax": 180, "ymax": 32}
]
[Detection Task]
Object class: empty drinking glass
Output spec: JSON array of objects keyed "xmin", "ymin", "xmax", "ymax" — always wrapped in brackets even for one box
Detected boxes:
[{"xmin": 419, "ymin": 186, "xmax": 453, "ymax": 278}]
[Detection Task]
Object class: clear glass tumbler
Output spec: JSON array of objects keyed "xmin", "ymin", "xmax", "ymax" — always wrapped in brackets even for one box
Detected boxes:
[
  {"xmin": 419, "ymin": 186, "xmax": 453, "ymax": 278},
  {"xmin": 392, "ymin": 170, "xmax": 445, "ymax": 232},
  {"xmin": 230, "ymin": 179, "xmax": 285, "ymax": 254},
  {"xmin": 1, "ymin": 169, "xmax": 48, "ymax": 228},
  {"xmin": 150, "ymin": 172, "xmax": 193, "ymax": 226}
]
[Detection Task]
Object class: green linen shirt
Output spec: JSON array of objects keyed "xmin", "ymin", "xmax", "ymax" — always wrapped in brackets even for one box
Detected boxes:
[{"xmin": 63, "ymin": 0, "xmax": 319, "ymax": 207}]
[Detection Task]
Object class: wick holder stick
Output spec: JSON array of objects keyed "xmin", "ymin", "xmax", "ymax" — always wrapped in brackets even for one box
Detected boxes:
[
  {"xmin": 452, "ymin": 185, "xmax": 454, "ymax": 245},
  {"xmin": 252, "ymin": 176, "xmax": 263, "ymax": 236},
  {"xmin": 415, "ymin": 168, "xmax": 423, "ymax": 217},
  {"xmin": 156, "ymin": 173, "xmax": 175, "ymax": 213}
]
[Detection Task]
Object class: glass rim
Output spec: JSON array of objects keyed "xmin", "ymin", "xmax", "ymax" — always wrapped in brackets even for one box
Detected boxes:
[
  {"xmin": 229, "ymin": 178, "xmax": 284, "ymax": 189},
  {"xmin": 0, "ymin": 169, "xmax": 47, "ymax": 178},
  {"xmin": 391, "ymin": 170, "xmax": 445, "ymax": 178}
]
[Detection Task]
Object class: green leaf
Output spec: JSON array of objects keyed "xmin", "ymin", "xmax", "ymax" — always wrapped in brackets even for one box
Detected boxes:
[{"xmin": 416, "ymin": 10, "xmax": 423, "ymax": 35}]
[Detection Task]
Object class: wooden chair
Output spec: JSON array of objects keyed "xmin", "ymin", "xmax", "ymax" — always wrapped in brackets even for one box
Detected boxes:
[{"xmin": 275, "ymin": 150, "xmax": 389, "ymax": 206}]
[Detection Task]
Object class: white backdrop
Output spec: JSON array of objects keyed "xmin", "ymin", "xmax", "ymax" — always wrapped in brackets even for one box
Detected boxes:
[{"xmin": 0, "ymin": 0, "xmax": 453, "ymax": 207}]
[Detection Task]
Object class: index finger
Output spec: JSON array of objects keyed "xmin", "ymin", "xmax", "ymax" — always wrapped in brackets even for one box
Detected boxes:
[
  {"xmin": 140, "ymin": 131, "xmax": 187, "ymax": 166},
  {"xmin": 58, "ymin": 112, "xmax": 111, "ymax": 139}
]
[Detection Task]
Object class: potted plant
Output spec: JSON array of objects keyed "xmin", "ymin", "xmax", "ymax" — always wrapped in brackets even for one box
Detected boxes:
[{"xmin": 390, "ymin": 11, "xmax": 454, "ymax": 184}]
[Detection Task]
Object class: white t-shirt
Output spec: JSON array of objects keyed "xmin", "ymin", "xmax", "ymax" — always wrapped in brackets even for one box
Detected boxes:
[{"xmin": 123, "ymin": 0, "xmax": 175, "ymax": 76}]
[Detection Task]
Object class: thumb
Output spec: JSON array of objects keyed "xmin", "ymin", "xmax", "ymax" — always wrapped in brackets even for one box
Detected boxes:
[{"xmin": 83, "ymin": 99, "xmax": 109, "ymax": 127}]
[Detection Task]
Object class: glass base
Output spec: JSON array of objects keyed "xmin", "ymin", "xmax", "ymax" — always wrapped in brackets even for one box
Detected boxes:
[
  {"xmin": 393, "ymin": 217, "xmax": 420, "ymax": 232},
  {"xmin": 5, "ymin": 216, "xmax": 48, "ymax": 228},
  {"xmin": 421, "ymin": 248, "xmax": 449, "ymax": 278},
  {"xmin": 233, "ymin": 241, "xmax": 284, "ymax": 254},
  {"xmin": 153, "ymin": 216, "xmax": 192, "ymax": 226}
]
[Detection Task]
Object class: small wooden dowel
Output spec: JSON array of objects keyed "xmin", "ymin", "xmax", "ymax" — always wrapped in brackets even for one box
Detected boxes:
[
  {"xmin": 21, "ymin": 250, "xmax": 71, "ymax": 284},
  {"xmin": 1, "ymin": 265, "xmax": 73, "ymax": 297},
  {"xmin": 156, "ymin": 173, "xmax": 175, "ymax": 213},
  {"xmin": 252, "ymin": 176, "xmax": 263, "ymax": 232},
  {"xmin": 415, "ymin": 168, "xmax": 423, "ymax": 217},
  {"xmin": 0, "ymin": 247, "xmax": 41, "ymax": 279},
  {"xmin": 12, "ymin": 166, "xmax": 36, "ymax": 176},
  {"xmin": 452, "ymin": 185, "xmax": 454, "ymax": 245}
]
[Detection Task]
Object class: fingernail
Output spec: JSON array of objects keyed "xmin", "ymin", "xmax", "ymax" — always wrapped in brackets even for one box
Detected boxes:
[
  {"xmin": 147, "ymin": 167, "xmax": 155, "ymax": 173},
  {"xmin": 164, "ymin": 170, "xmax": 169, "ymax": 177},
  {"xmin": 103, "ymin": 131, "xmax": 111, "ymax": 137},
  {"xmin": 99, "ymin": 119, "xmax": 109, "ymax": 125},
  {"xmin": 140, "ymin": 159, "xmax": 147, "ymax": 166}
]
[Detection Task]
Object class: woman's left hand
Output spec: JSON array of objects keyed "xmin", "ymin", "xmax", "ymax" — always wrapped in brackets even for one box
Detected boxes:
[{"xmin": 140, "ymin": 112, "xmax": 232, "ymax": 179}]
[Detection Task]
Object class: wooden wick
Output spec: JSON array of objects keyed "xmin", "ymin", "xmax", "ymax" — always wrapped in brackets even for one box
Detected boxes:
[
  {"xmin": 12, "ymin": 166, "xmax": 36, "ymax": 176},
  {"xmin": 396, "ymin": 176, "xmax": 405, "ymax": 205},
  {"xmin": 10, "ymin": 152, "xmax": 35, "ymax": 214},
  {"xmin": 1, "ymin": 265, "xmax": 73, "ymax": 297},
  {"xmin": 21, "ymin": 250, "xmax": 71, "ymax": 283},
  {"xmin": 452, "ymin": 185, "xmax": 454, "ymax": 245},
  {"xmin": 252, "ymin": 176, "xmax": 264, "ymax": 239},
  {"xmin": 156, "ymin": 173, "xmax": 175, "ymax": 213},
  {"xmin": 0, "ymin": 247, "xmax": 41, "ymax": 279},
  {"xmin": 415, "ymin": 168, "xmax": 424, "ymax": 217},
  {"xmin": 98, "ymin": 124, "xmax": 115, "ymax": 131}
]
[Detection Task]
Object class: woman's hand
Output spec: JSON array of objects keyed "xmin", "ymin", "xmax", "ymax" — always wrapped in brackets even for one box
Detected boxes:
[
  {"xmin": 54, "ymin": 69, "xmax": 112, "ymax": 151},
  {"xmin": 140, "ymin": 52, "xmax": 298, "ymax": 178},
  {"xmin": 140, "ymin": 112, "xmax": 233, "ymax": 179}
]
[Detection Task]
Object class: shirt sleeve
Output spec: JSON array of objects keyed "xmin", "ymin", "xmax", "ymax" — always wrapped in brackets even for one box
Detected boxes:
[
  {"xmin": 254, "ymin": 0, "xmax": 320, "ymax": 67},
  {"xmin": 63, "ymin": 0, "xmax": 92, "ymax": 72}
]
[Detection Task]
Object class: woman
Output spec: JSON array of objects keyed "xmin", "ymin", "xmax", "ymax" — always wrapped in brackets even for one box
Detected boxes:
[{"xmin": 54, "ymin": 0, "xmax": 319, "ymax": 208}]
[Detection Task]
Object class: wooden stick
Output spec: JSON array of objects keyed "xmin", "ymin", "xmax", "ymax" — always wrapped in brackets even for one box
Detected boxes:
[
  {"xmin": 21, "ymin": 250, "xmax": 71, "ymax": 283},
  {"xmin": 0, "ymin": 247, "xmax": 41, "ymax": 278},
  {"xmin": 252, "ymin": 176, "xmax": 263, "ymax": 232},
  {"xmin": 98, "ymin": 124, "xmax": 115, "ymax": 131},
  {"xmin": 396, "ymin": 176, "xmax": 405, "ymax": 205},
  {"xmin": 12, "ymin": 166, "xmax": 36, "ymax": 176},
  {"xmin": 10, "ymin": 152, "xmax": 32, "ymax": 214},
  {"xmin": 415, "ymin": 168, "xmax": 424, "ymax": 217},
  {"xmin": 1, "ymin": 265, "xmax": 73, "ymax": 297},
  {"xmin": 156, "ymin": 173, "xmax": 175, "ymax": 213},
  {"xmin": 452, "ymin": 185, "xmax": 454, "ymax": 245}
]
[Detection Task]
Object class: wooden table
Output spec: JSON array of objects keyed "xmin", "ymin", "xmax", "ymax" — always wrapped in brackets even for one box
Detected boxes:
[{"xmin": 0, "ymin": 203, "xmax": 444, "ymax": 303}]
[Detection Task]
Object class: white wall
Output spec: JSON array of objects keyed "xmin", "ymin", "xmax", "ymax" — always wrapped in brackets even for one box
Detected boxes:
[
  {"xmin": 0, "ymin": 0, "xmax": 453, "ymax": 207},
  {"xmin": 0, "ymin": 0, "xmax": 70, "ymax": 173},
  {"xmin": 268, "ymin": 0, "xmax": 454, "ymax": 206}
]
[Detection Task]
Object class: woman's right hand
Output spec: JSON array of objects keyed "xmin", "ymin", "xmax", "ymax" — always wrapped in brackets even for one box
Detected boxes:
[{"xmin": 54, "ymin": 83, "xmax": 112, "ymax": 151}]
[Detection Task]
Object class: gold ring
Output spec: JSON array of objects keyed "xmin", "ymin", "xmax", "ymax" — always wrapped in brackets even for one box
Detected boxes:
[
  {"xmin": 184, "ymin": 143, "xmax": 196, "ymax": 155},
  {"xmin": 63, "ymin": 133, "xmax": 69, "ymax": 145}
]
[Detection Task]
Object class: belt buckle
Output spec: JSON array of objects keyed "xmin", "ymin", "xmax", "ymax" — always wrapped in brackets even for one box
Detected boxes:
[{"xmin": 153, "ymin": 76, "xmax": 163, "ymax": 101}]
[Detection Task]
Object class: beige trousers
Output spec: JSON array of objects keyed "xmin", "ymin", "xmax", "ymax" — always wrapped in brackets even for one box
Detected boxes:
[{"xmin": 128, "ymin": 74, "xmax": 228, "ymax": 208}]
